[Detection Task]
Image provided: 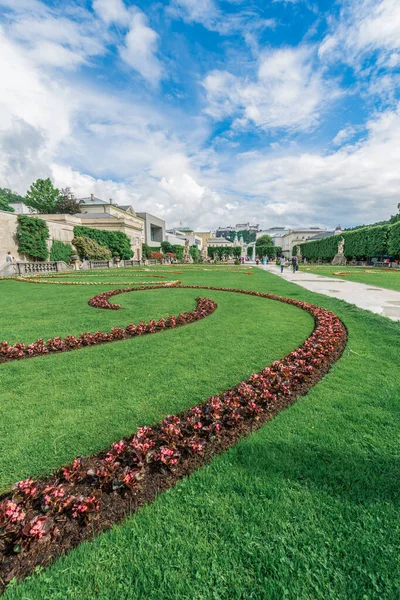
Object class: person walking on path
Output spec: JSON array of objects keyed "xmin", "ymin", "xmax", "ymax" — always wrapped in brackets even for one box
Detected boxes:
[
  {"xmin": 280, "ymin": 256, "xmax": 286, "ymax": 273},
  {"xmin": 6, "ymin": 251, "xmax": 14, "ymax": 263},
  {"xmin": 291, "ymin": 255, "xmax": 298, "ymax": 273}
]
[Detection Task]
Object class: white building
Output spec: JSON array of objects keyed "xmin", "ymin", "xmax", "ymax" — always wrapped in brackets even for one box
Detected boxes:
[
  {"xmin": 165, "ymin": 229, "xmax": 202, "ymax": 248},
  {"xmin": 257, "ymin": 227, "xmax": 332, "ymax": 257}
]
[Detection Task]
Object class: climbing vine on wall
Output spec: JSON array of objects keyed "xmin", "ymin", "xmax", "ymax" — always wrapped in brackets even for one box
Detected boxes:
[{"xmin": 17, "ymin": 215, "xmax": 50, "ymax": 261}]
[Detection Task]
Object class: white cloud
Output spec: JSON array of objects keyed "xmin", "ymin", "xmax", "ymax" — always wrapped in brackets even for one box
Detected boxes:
[
  {"xmin": 168, "ymin": 0, "xmax": 275, "ymax": 37},
  {"xmin": 170, "ymin": 0, "xmax": 218, "ymax": 26},
  {"xmin": 226, "ymin": 104, "xmax": 400, "ymax": 227},
  {"xmin": 92, "ymin": 0, "xmax": 130, "ymax": 26},
  {"xmin": 119, "ymin": 11, "xmax": 163, "ymax": 85},
  {"xmin": 0, "ymin": 26, "xmax": 71, "ymax": 148},
  {"xmin": 332, "ymin": 126, "xmax": 358, "ymax": 146},
  {"xmin": 5, "ymin": 7, "xmax": 107, "ymax": 70},
  {"xmin": 1, "ymin": 0, "xmax": 400, "ymax": 233},
  {"xmin": 320, "ymin": 0, "xmax": 400, "ymax": 68},
  {"xmin": 204, "ymin": 46, "xmax": 338, "ymax": 132}
]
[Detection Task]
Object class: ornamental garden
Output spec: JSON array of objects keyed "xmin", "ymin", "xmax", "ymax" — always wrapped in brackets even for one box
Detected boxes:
[{"xmin": 0, "ymin": 259, "xmax": 399, "ymax": 598}]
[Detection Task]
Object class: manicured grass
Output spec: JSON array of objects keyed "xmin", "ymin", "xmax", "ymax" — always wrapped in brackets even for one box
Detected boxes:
[
  {"xmin": 3, "ymin": 267, "xmax": 400, "ymax": 600},
  {"xmin": 0, "ymin": 277, "xmax": 312, "ymax": 491},
  {"xmin": 299, "ymin": 264, "xmax": 400, "ymax": 292}
]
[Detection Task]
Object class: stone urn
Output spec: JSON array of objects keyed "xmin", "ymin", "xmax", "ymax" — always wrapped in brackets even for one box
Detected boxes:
[{"xmin": 70, "ymin": 254, "xmax": 80, "ymax": 270}]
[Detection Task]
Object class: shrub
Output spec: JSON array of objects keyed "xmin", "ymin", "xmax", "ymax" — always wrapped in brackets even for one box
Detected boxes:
[
  {"xmin": 17, "ymin": 215, "xmax": 49, "ymax": 260},
  {"xmin": 151, "ymin": 251, "xmax": 164, "ymax": 261},
  {"xmin": 50, "ymin": 241, "xmax": 73, "ymax": 263},
  {"xmin": 72, "ymin": 236, "xmax": 112, "ymax": 260},
  {"xmin": 189, "ymin": 245, "xmax": 200, "ymax": 262},
  {"xmin": 73, "ymin": 225, "xmax": 133, "ymax": 259},
  {"xmin": 142, "ymin": 243, "xmax": 152, "ymax": 259},
  {"xmin": 161, "ymin": 241, "xmax": 174, "ymax": 254},
  {"xmin": 172, "ymin": 245, "xmax": 184, "ymax": 260}
]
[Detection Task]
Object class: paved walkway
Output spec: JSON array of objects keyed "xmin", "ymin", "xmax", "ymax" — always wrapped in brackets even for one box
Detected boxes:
[{"xmin": 257, "ymin": 264, "xmax": 400, "ymax": 321}]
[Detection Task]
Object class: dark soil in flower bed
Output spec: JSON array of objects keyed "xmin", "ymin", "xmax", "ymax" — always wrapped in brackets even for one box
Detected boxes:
[{"xmin": 0, "ymin": 286, "xmax": 347, "ymax": 594}]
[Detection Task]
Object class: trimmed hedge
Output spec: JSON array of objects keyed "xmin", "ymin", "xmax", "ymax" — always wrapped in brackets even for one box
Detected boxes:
[
  {"xmin": 50, "ymin": 241, "xmax": 73, "ymax": 264},
  {"xmin": 388, "ymin": 222, "xmax": 400, "ymax": 256},
  {"xmin": 256, "ymin": 245, "xmax": 282, "ymax": 258},
  {"xmin": 73, "ymin": 225, "xmax": 133, "ymax": 259},
  {"xmin": 207, "ymin": 246, "xmax": 241, "ymax": 260},
  {"xmin": 293, "ymin": 224, "xmax": 392, "ymax": 261},
  {"xmin": 17, "ymin": 215, "xmax": 49, "ymax": 260},
  {"xmin": 72, "ymin": 236, "xmax": 112, "ymax": 260}
]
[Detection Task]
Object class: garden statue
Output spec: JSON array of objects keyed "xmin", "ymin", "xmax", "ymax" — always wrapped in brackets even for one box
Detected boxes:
[
  {"xmin": 296, "ymin": 246, "xmax": 302, "ymax": 260},
  {"xmin": 201, "ymin": 244, "xmax": 208, "ymax": 262},
  {"xmin": 332, "ymin": 236, "xmax": 347, "ymax": 266},
  {"xmin": 182, "ymin": 238, "xmax": 194, "ymax": 263}
]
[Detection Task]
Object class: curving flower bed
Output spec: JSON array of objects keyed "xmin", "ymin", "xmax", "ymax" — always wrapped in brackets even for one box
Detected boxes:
[
  {"xmin": 13, "ymin": 276, "xmax": 179, "ymax": 287},
  {"xmin": 0, "ymin": 286, "xmax": 202, "ymax": 364},
  {"xmin": 0, "ymin": 286, "xmax": 347, "ymax": 593}
]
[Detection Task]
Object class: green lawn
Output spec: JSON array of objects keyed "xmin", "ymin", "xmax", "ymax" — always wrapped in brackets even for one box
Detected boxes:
[
  {"xmin": 0, "ymin": 275, "xmax": 312, "ymax": 491},
  {"xmin": 299, "ymin": 264, "xmax": 400, "ymax": 292},
  {"xmin": 2, "ymin": 267, "xmax": 400, "ymax": 600}
]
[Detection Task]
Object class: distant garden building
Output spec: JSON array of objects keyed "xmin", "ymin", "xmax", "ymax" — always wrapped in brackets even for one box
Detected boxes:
[{"xmin": 137, "ymin": 212, "xmax": 166, "ymax": 248}]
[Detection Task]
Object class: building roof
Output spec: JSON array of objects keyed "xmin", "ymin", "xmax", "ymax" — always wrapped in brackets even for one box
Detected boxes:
[
  {"xmin": 308, "ymin": 231, "xmax": 335, "ymax": 240},
  {"xmin": 286, "ymin": 227, "xmax": 326, "ymax": 235},
  {"xmin": 79, "ymin": 196, "xmax": 108, "ymax": 205},
  {"xmin": 78, "ymin": 213, "xmax": 117, "ymax": 219}
]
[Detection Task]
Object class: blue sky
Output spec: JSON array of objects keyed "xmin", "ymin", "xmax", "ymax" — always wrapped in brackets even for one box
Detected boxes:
[{"xmin": 0, "ymin": 0, "xmax": 399, "ymax": 230}]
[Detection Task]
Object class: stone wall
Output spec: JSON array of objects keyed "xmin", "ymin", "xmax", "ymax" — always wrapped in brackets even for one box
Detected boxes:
[
  {"xmin": 0, "ymin": 212, "xmax": 77, "ymax": 269},
  {"xmin": 0, "ymin": 211, "xmax": 23, "ymax": 265}
]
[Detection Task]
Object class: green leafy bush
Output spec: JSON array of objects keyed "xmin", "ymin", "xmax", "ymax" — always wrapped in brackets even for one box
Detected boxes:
[
  {"xmin": 189, "ymin": 245, "xmax": 201, "ymax": 261},
  {"xmin": 142, "ymin": 243, "xmax": 152, "ymax": 259},
  {"xmin": 172, "ymin": 245, "xmax": 184, "ymax": 260},
  {"xmin": 161, "ymin": 241, "xmax": 174, "ymax": 254},
  {"xmin": 17, "ymin": 215, "xmax": 49, "ymax": 260},
  {"xmin": 73, "ymin": 225, "xmax": 133, "ymax": 259},
  {"xmin": 50, "ymin": 241, "xmax": 74, "ymax": 263},
  {"xmin": 72, "ymin": 236, "xmax": 112, "ymax": 260}
]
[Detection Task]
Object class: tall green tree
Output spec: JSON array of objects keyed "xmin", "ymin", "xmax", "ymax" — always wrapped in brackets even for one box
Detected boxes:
[
  {"xmin": 55, "ymin": 187, "xmax": 83, "ymax": 214},
  {"xmin": 0, "ymin": 187, "xmax": 24, "ymax": 212},
  {"xmin": 25, "ymin": 178, "xmax": 60, "ymax": 214},
  {"xmin": 255, "ymin": 234, "xmax": 273, "ymax": 246},
  {"xmin": 389, "ymin": 203, "xmax": 400, "ymax": 225}
]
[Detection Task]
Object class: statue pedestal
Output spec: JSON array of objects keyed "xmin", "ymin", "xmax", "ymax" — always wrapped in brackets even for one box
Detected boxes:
[{"xmin": 332, "ymin": 253, "xmax": 347, "ymax": 266}]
